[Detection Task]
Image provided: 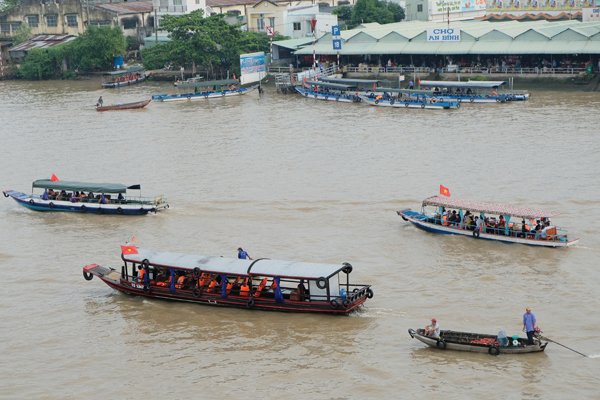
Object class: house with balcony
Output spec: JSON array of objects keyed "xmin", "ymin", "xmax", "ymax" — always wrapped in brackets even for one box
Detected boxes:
[{"xmin": 153, "ymin": 0, "xmax": 207, "ymax": 27}]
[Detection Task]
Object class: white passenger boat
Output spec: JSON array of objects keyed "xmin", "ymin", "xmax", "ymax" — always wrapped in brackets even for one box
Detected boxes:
[{"xmin": 397, "ymin": 195, "xmax": 578, "ymax": 248}]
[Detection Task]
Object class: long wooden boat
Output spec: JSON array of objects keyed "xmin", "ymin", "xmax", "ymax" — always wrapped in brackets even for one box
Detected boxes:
[
  {"xmin": 3, "ymin": 179, "xmax": 168, "ymax": 215},
  {"xmin": 83, "ymin": 248, "xmax": 373, "ymax": 314},
  {"xmin": 152, "ymin": 79, "xmax": 258, "ymax": 102},
  {"xmin": 102, "ymin": 66, "xmax": 147, "ymax": 88},
  {"xmin": 359, "ymin": 94, "xmax": 460, "ymax": 110},
  {"xmin": 415, "ymin": 80, "xmax": 529, "ymax": 103},
  {"xmin": 408, "ymin": 328, "xmax": 548, "ymax": 355},
  {"xmin": 397, "ymin": 195, "xmax": 578, "ymax": 248},
  {"xmin": 96, "ymin": 99, "xmax": 151, "ymax": 112},
  {"xmin": 294, "ymin": 84, "xmax": 362, "ymax": 103}
]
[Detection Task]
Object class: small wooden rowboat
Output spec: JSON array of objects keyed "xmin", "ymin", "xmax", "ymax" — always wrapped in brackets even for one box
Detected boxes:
[
  {"xmin": 83, "ymin": 248, "xmax": 373, "ymax": 314},
  {"xmin": 408, "ymin": 328, "xmax": 548, "ymax": 355},
  {"xmin": 96, "ymin": 99, "xmax": 151, "ymax": 112}
]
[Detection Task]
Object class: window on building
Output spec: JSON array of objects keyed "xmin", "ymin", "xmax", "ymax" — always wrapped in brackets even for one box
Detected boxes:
[
  {"xmin": 66, "ymin": 14, "xmax": 77, "ymax": 27},
  {"xmin": 26, "ymin": 15, "xmax": 39, "ymax": 28},
  {"xmin": 417, "ymin": 4, "xmax": 423, "ymax": 12},
  {"xmin": 338, "ymin": 0, "xmax": 350, "ymax": 4},
  {"xmin": 293, "ymin": 22, "xmax": 301, "ymax": 31},
  {"xmin": 46, "ymin": 14, "xmax": 58, "ymax": 27},
  {"xmin": 227, "ymin": 10, "xmax": 241, "ymax": 16},
  {"xmin": 257, "ymin": 18, "xmax": 264, "ymax": 31},
  {"xmin": 195, "ymin": 0, "xmax": 200, "ymax": 3},
  {"xmin": 0, "ymin": 24, "xmax": 9, "ymax": 33},
  {"xmin": 159, "ymin": 0, "xmax": 168, "ymax": 8},
  {"xmin": 268, "ymin": 17, "xmax": 275, "ymax": 28},
  {"xmin": 173, "ymin": 0, "xmax": 182, "ymax": 6},
  {"xmin": 122, "ymin": 18, "xmax": 138, "ymax": 29}
]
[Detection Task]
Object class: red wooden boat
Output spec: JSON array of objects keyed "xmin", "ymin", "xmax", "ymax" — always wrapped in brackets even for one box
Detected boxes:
[
  {"xmin": 83, "ymin": 248, "xmax": 373, "ymax": 314},
  {"xmin": 96, "ymin": 99, "xmax": 151, "ymax": 112}
]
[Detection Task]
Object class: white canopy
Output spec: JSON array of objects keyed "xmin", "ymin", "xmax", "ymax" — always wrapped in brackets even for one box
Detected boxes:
[{"xmin": 124, "ymin": 249, "xmax": 346, "ymax": 279}]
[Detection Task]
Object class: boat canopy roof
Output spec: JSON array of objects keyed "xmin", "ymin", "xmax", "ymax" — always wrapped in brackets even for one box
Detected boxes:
[
  {"xmin": 32, "ymin": 179, "xmax": 139, "ymax": 193},
  {"xmin": 124, "ymin": 249, "xmax": 347, "ymax": 279},
  {"xmin": 305, "ymin": 80, "xmax": 357, "ymax": 89},
  {"xmin": 419, "ymin": 80, "xmax": 506, "ymax": 89},
  {"xmin": 422, "ymin": 195, "xmax": 557, "ymax": 219},
  {"xmin": 105, "ymin": 65, "xmax": 145, "ymax": 76},
  {"xmin": 176, "ymin": 79, "xmax": 238, "ymax": 89},
  {"xmin": 319, "ymin": 77, "xmax": 380, "ymax": 85}
]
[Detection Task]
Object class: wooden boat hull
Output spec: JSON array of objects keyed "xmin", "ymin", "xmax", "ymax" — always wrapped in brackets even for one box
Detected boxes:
[
  {"xmin": 151, "ymin": 85, "xmax": 258, "ymax": 102},
  {"xmin": 96, "ymin": 99, "xmax": 151, "ymax": 112},
  {"xmin": 360, "ymin": 96, "xmax": 460, "ymax": 110},
  {"xmin": 397, "ymin": 209, "xmax": 578, "ymax": 248},
  {"xmin": 83, "ymin": 264, "xmax": 370, "ymax": 314},
  {"xmin": 294, "ymin": 87, "xmax": 359, "ymax": 103},
  {"xmin": 102, "ymin": 75, "xmax": 147, "ymax": 88},
  {"xmin": 3, "ymin": 190, "xmax": 167, "ymax": 215},
  {"xmin": 409, "ymin": 329, "xmax": 548, "ymax": 355}
]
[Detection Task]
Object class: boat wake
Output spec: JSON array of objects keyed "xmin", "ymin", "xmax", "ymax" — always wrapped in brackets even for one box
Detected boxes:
[{"xmin": 587, "ymin": 354, "xmax": 600, "ymax": 359}]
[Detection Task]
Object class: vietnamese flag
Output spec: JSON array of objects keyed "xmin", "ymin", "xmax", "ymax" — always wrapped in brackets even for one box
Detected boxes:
[
  {"xmin": 439, "ymin": 185, "xmax": 451, "ymax": 197},
  {"xmin": 51, "ymin": 174, "xmax": 59, "ymax": 182},
  {"xmin": 121, "ymin": 245, "xmax": 138, "ymax": 255}
]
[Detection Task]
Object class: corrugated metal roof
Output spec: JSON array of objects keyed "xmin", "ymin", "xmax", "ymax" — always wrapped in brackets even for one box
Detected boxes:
[
  {"xmin": 9, "ymin": 35, "xmax": 76, "ymax": 52},
  {"xmin": 95, "ymin": 1, "xmax": 153, "ymax": 14},
  {"xmin": 281, "ymin": 20, "xmax": 600, "ymax": 56}
]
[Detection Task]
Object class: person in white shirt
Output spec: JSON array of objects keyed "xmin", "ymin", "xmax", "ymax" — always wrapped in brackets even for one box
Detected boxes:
[{"xmin": 425, "ymin": 318, "xmax": 440, "ymax": 339}]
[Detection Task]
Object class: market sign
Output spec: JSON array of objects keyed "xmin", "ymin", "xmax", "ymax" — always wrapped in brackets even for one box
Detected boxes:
[
  {"xmin": 427, "ymin": 28, "xmax": 461, "ymax": 42},
  {"xmin": 240, "ymin": 52, "xmax": 266, "ymax": 85},
  {"xmin": 432, "ymin": 0, "xmax": 486, "ymax": 14}
]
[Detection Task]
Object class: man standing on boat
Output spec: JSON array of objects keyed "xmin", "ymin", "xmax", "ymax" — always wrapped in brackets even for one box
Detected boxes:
[
  {"xmin": 238, "ymin": 247, "xmax": 252, "ymax": 260},
  {"xmin": 523, "ymin": 307, "xmax": 537, "ymax": 345},
  {"xmin": 97, "ymin": 96, "xmax": 103, "ymax": 107}
]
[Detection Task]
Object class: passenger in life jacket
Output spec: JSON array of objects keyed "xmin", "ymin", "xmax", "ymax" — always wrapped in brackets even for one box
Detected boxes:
[
  {"xmin": 239, "ymin": 279, "xmax": 250, "ymax": 297},
  {"xmin": 175, "ymin": 273, "xmax": 187, "ymax": 289},
  {"xmin": 227, "ymin": 276, "xmax": 242, "ymax": 295},
  {"xmin": 208, "ymin": 276, "xmax": 220, "ymax": 293},
  {"xmin": 137, "ymin": 265, "xmax": 146, "ymax": 283},
  {"xmin": 198, "ymin": 273, "xmax": 210, "ymax": 288},
  {"xmin": 156, "ymin": 270, "xmax": 172, "ymax": 287},
  {"xmin": 254, "ymin": 277, "xmax": 268, "ymax": 298}
]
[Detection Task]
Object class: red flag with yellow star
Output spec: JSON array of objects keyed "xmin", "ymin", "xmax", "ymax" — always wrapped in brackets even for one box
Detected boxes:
[{"xmin": 121, "ymin": 245, "xmax": 138, "ymax": 255}]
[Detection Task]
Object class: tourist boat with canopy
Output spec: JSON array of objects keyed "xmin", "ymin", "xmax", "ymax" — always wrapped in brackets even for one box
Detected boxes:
[
  {"xmin": 408, "ymin": 328, "xmax": 548, "ymax": 355},
  {"xmin": 407, "ymin": 80, "xmax": 529, "ymax": 103},
  {"xmin": 151, "ymin": 79, "xmax": 258, "ymax": 102},
  {"xmin": 294, "ymin": 81, "xmax": 362, "ymax": 103},
  {"xmin": 397, "ymin": 195, "xmax": 578, "ymax": 248},
  {"xmin": 102, "ymin": 66, "xmax": 147, "ymax": 88},
  {"xmin": 96, "ymin": 99, "xmax": 151, "ymax": 112},
  {"xmin": 359, "ymin": 90, "xmax": 460, "ymax": 110},
  {"xmin": 82, "ymin": 248, "xmax": 373, "ymax": 314},
  {"xmin": 3, "ymin": 179, "xmax": 168, "ymax": 215}
]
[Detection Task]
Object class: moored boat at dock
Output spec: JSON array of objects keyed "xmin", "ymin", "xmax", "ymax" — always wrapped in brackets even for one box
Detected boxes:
[
  {"xmin": 102, "ymin": 66, "xmax": 147, "ymax": 88},
  {"xmin": 151, "ymin": 79, "xmax": 258, "ymax": 102},
  {"xmin": 409, "ymin": 80, "xmax": 529, "ymax": 103},
  {"xmin": 408, "ymin": 328, "xmax": 548, "ymax": 355},
  {"xmin": 83, "ymin": 248, "xmax": 373, "ymax": 314},
  {"xmin": 397, "ymin": 195, "xmax": 578, "ymax": 248},
  {"xmin": 294, "ymin": 81, "xmax": 362, "ymax": 103},
  {"xmin": 360, "ymin": 92, "xmax": 460, "ymax": 110},
  {"xmin": 3, "ymin": 179, "xmax": 168, "ymax": 215}
]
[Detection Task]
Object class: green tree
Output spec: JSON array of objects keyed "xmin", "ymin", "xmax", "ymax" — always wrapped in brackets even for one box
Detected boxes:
[
  {"xmin": 13, "ymin": 23, "xmax": 32, "ymax": 45},
  {"xmin": 337, "ymin": 0, "xmax": 404, "ymax": 29},
  {"xmin": 68, "ymin": 26, "xmax": 126, "ymax": 72},
  {"xmin": 333, "ymin": 5, "xmax": 353, "ymax": 28},
  {"xmin": 18, "ymin": 48, "xmax": 63, "ymax": 79}
]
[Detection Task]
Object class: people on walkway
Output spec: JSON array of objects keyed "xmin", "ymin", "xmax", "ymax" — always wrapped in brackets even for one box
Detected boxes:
[{"xmin": 523, "ymin": 307, "xmax": 537, "ymax": 345}]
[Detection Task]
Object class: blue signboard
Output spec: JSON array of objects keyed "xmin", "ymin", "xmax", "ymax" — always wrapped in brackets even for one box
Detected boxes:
[
  {"xmin": 331, "ymin": 25, "xmax": 341, "ymax": 36},
  {"xmin": 332, "ymin": 39, "xmax": 342, "ymax": 50}
]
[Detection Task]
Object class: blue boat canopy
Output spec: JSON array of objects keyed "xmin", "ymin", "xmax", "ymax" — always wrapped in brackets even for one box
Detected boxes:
[
  {"xmin": 124, "ymin": 249, "xmax": 347, "ymax": 279},
  {"xmin": 304, "ymin": 81, "xmax": 357, "ymax": 90},
  {"xmin": 104, "ymin": 65, "xmax": 145, "ymax": 76},
  {"xmin": 419, "ymin": 80, "xmax": 506, "ymax": 89},
  {"xmin": 319, "ymin": 77, "xmax": 380, "ymax": 85},
  {"xmin": 32, "ymin": 180, "xmax": 140, "ymax": 193}
]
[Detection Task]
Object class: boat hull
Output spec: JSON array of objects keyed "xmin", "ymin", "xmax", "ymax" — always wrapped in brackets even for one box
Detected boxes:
[
  {"xmin": 409, "ymin": 329, "xmax": 547, "ymax": 355},
  {"xmin": 102, "ymin": 75, "xmax": 147, "ymax": 88},
  {"xmin": 3, "ymin": 190, "xmax": 165, "ymax": 215},
  {"xmin": 294, "ymin": 87, "xmax": 359, "ymax": 103},
  {"xmin": 361, "ymin": 96, "xmax": 460, "ymax": 110},
  {"xmin": 397, "ymin": 209, "xmax": 578, "ymax": 248},
  {"xmin": 96, "ymin": 99, "xmax": 151, "ymax": 112},
  {"xmin": 85, "ymin": 264, "xmax": 369, "ymax": 315},
  {"xmin": 152, "ymin": 85, "xmax": 258, "ymax": 102}
]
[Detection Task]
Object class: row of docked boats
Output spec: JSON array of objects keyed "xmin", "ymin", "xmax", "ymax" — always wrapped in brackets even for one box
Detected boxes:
[{"xmin": 293, "ymin": 76, "xmax": 529, "ymax": 111}]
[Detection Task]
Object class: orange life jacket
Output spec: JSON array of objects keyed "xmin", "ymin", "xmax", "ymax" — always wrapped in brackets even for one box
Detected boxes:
[
  {"xmin": 175, "ymin": 275, "xmax": 186, "ymax": 289},
  {"xmin": 254, "ymin": 278, "xmax": 268, "ymax": 298},
  {"xmin": 198, "ymin": 273, "xmax": 209, "ymax": 288},
  {"xmin": 240, "ymin": 283, "xmax": 250, "ymax": 297},
  {"xmin": 226, "ymin": 282, "xmax": 232, "ymax": 295},
  {"xmin": 208, "ymin": 280, "xmax": 218, "ymax": 292},
  {"xmin": 442, "ymin": 215, "xmax": 449, "ymax": 226},
  {"xmin": 138, "ymin": 269, "xmax": 146, "ymax": 281}
]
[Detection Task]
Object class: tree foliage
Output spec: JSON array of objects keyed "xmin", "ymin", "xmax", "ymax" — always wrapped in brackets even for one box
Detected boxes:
[
  {"xmin": 141, "ymin": 11, "xmax": 287, "ymax": 76},
  {"xmin": 67, "ymin": 26, "xmax": 126, "ymax": 72},
  {"xmin": 19, "ymin": 48, "xmax": 64, "ymax": 79},
  {"xmin": 334, "ymin": 0, "xmax": 405, "ymax": 29}
]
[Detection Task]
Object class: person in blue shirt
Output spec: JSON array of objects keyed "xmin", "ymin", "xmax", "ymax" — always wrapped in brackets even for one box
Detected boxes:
[
  {"xmin": 237, "ymin": 247, "xmax": 252, "ymax": 260},
  {"xmin": 522, "ymin": 307, "xmax": 537, "ymax": 345}
]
